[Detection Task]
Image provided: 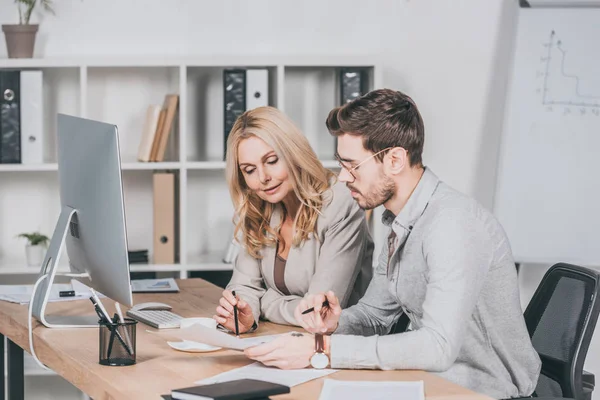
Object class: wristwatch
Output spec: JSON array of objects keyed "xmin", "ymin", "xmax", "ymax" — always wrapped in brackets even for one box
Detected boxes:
[{"xmin": 310, "ymin": 334, "xmax": 330, "ymax": 369}]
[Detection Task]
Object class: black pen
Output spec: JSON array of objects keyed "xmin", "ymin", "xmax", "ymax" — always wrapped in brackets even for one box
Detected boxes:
[
  {"xmin": 301, "ymin": 300, "xmax": 330, "ymax": 315},
  {"xmin": 89, "ymin": 297, "xmax": 132, "ymax": 356},
  {"xmin": 232, "ymin": 290, "xmax": 239, "ymax": 337},
  {"xmin": 59, "ymin": 290, "xmax": 85, "ymax": 297}
]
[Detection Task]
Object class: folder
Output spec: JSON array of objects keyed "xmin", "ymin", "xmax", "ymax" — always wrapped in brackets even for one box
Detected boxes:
[
  {"xmin": 245, "ymin": 69, "xmax": 269, "ymax": 111},
  {"xmin": 20, "ymin": 70, "xmax": 43, "ymax": 164},
  {"xmin": 0, "ymin": 70, "xmax": 21, "ymax": 163},
  {"xmin": 153, "ymin": 171, "xmax": 179, "ymax": 264}
]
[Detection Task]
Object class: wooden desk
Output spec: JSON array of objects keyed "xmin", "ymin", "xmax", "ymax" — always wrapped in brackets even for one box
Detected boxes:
[{"xmin": 0, "ymin": 279, "xmax": 492, "ymax": 400}]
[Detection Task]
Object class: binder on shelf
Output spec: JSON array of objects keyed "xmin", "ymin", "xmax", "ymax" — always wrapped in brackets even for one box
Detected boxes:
[
  {"xmin": 223, "ymin": 68, "xmax": 269, "ymax": 160},
  {"xmin": 246, "ymin": 69, "xmax": 269, "ymax": 111},
  {"xmin": 20, "ymin": 70, "xmax": 43, "ymax": 164},
  {"xmin": 335, "ymin": 68, "xmax": 369, "ymax": 157},
  {"xmin": 0, "ymin": 70, "xmax": 21, "ymax": 164},
  {"xmin": 152, "ymin": 171, "xmax": 179, "ymax": 264},
  {"xmin": 339, "ymin": 68, "xmax": 368, "ymax": 105}
]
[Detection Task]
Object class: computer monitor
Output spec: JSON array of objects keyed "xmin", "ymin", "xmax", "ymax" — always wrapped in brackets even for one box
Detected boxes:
[{"xmin": 31, "ymin": 114, "xmax": 133, "ymax": 328}]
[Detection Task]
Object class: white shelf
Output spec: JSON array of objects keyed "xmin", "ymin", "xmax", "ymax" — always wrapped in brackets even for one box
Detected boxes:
[
  {"xmin": 186, "ymin": 161, "xmax": 226, "ymax": 170},
  {"xmin": 0, "ymin": 163, "xmax": 58, "ymax": 172},
  {"xmin": 129, "ymin": 264, "xmax": 183, "ymax": 273},
  {"xmin": 122, "ymin": 162, "xmax": 181, "ymax": 170},
  {"xmin": 0, "ymin": 162, "xmax": 181, "ymax": 172},
  {"xmin": 0, "ymin": 56, "xmax": 382, "ymax": 282},
  {"xmin": 0, "ymin": 55, "xmax": 381, "ymax": 69}
]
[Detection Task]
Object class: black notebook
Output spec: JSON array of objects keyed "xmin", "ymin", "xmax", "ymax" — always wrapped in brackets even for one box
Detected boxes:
[{"xmin": 171, "ymin": 379, "xmax": 290, "ymax": 400}]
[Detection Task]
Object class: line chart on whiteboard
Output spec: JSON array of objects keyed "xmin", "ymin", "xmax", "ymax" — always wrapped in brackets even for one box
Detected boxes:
[{"xmin": 536, "ymin": 30, "xmax": 600, "ymax": 116}]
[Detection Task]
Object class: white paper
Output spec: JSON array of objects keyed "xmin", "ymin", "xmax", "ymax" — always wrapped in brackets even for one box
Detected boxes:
[
  {"xmin": 195, "ymin": 362, "xmax": 337, "ymax": 387},
  {"xmin": 157, "ymin": 323, "xmax": 280, "ymax": 351},
  {"xmin": 131, "ymin": 278, "xmax": 179, "ymax": 293},
  {"xmin": 0, "ymin": 280, "xmax": 103, "ymax": 305},
  {"xmin": 318, "ymin": 380, "xmax": 424, "ymax": 400}
]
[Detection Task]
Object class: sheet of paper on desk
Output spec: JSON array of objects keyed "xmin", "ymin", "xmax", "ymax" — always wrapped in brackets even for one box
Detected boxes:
[
  {"xmin": 318, "ymin": 380, "xmax": 424, "ymax": 400},
  {"xmin": 157, "ymin": 323, "xmax": 280, "ymax": 351},
  {"xmin": 131, "ymin": 278, "xmax": 179, "ymax": 293},
  {"xmin": 0, "ymin": 279, "xmax": 103, "ymax": 305},
  {"xmin": 195, "ymin": 362, "xmax": 337, "ymax": 387}
]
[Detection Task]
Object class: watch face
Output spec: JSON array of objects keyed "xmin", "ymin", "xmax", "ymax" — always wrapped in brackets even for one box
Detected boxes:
[{"xmin": 310, "ymin": 352, "xmax": 329, "ymax": 369}]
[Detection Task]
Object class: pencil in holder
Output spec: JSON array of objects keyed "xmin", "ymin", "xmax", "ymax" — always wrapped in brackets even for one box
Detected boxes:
[{"xmin": 99, "ymin": 316, "xmax": 137, "ymax": 366}]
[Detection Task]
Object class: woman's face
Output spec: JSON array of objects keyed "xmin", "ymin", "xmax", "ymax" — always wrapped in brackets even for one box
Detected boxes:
[{"xmin": 238, "ymin": 136, "xmax": 292, "ymax": 204}]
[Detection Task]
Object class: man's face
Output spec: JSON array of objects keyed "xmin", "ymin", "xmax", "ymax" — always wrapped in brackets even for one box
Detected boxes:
[{"xmin": 336, "ymin": 134, "xmax": 395, "ymax": 210}]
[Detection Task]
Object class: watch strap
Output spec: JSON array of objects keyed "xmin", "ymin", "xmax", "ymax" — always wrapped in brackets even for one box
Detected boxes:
[{"xmin": 315, "ymin": 334, "xmax": 325, "ymax": 353}]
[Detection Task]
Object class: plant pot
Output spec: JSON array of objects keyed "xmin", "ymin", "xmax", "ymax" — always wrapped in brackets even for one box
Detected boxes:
[
  {"xmin": 25, "ymin": 244, "xmax": 45, "ymax": 267},
  {"xmin": 2, "ymin": 24, "xmax": 39, "ymax": 59}
]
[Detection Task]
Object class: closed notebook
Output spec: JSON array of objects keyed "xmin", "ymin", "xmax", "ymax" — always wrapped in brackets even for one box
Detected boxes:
[{"xmin": 171, "ymin": 378, "xmax": 290, "ymax": 400}]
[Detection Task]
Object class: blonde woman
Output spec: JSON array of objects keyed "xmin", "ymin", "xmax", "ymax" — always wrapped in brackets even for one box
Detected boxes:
[{"xmin": 213, "ymin": 106, "xmax": 374, "ymax": 333}]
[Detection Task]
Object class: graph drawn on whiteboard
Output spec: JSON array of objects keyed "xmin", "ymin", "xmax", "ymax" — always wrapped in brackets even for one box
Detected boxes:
[
  {"xmin": 494, "ymin": 9, "xmax": 600, "ymax": 266},
  {"xmin": 536, "ymin": 30, "xmax": 600, "ymax": 116}
]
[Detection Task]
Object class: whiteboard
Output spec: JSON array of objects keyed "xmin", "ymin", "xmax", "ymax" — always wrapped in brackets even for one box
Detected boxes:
[{"xmin": 494, "ymin": 8, "xmax": 600, "ymax": 266}]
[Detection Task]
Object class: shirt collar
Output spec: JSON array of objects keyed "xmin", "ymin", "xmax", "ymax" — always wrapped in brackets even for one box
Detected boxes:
[{"xmin": 382, "ymin": 167, "xmax": 440, "ymax": 234}]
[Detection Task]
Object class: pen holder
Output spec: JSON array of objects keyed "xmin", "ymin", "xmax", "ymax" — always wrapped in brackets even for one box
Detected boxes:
[{"xmin": 99, "ymin": 318, "xmax": 137, "ymax": 366}]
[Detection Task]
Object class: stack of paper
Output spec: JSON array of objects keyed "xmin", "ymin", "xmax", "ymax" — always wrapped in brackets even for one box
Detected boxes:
[
  {"xmin": 195, "ymin": 362, "xmax": 337, "ymax": 387},
  {"xmin": 156, "ymin": 323, "xmax": 280, "ymax": 351},
  {"xmin": 0, "ymin": 280, "xmax": 102, "ymax": 305}
]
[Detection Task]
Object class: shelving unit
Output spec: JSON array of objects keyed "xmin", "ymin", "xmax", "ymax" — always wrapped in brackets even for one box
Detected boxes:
[{"xmin": 0, "ymin": 56, "xmax": 383, "ymax": 279}]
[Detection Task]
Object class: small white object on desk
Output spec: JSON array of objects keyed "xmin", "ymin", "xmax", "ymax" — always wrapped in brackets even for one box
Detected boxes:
[{"xmin": 167, "ymin": 317, "xmax": 222, "ymax": 352}]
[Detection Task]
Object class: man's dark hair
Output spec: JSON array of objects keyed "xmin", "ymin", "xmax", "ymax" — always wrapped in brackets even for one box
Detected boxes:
[{"xmin": 326, "ymin": 88, "xmax": 424, "ymax": 167}]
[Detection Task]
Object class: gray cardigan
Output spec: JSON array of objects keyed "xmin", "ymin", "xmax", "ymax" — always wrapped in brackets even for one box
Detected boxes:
[
  {"xmin": 330, "ymin": 168, "xmax": 541, "ymax": 400},
  {"xmin": 226, "ymin": 180, "xmax": 374, "ymax": 326}
]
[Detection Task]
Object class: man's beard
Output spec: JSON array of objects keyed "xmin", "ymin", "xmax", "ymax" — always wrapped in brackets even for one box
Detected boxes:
[{"xmin": 348, "ymin": 175, "xmax": 395, "ymax": 210}]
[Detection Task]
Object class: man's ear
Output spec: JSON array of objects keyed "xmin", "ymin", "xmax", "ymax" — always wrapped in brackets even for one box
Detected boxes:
[{"xmin": 386, "ymin": 147, "xmax": 408, "ymax": 174}]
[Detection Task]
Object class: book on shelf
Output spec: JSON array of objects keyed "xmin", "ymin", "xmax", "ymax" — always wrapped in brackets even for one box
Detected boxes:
[{"xmin": 137, "ymin": 93, "xmax": 179, "ymax": 163}]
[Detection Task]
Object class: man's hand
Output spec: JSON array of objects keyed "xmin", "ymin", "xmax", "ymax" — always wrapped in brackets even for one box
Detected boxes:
[
  {"xmin": 244, "ymin": 332, "xmax": 314, "ymax": 369},
  {"xmin": 294, "ymin": 291, "xmax": 341, "ymax": 334},
  {"xmin": 212, "ymin": 290, "xmax": 255, "ymax": 334}
]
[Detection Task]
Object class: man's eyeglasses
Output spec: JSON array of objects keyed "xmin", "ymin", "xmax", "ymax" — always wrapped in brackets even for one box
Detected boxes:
[{"xmin": 334, "ymin": 147, "xmax": 392, "ymax": 181}]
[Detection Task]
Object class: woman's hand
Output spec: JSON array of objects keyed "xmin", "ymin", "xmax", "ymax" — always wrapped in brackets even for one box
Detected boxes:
[{"xmin": 213, "ymin": 289, "xmax": 255, "ymax": 334}]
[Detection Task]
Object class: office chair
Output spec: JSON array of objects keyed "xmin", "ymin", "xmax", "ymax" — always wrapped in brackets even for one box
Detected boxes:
[{"xmin": 513, "ymin": 262, "xmax": 600, "ymax": 400}]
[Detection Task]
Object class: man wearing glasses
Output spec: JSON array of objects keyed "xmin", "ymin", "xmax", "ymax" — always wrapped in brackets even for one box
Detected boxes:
[{"xmin": 244, "ymin": 88, "xmax": 541, "ymax": 400}]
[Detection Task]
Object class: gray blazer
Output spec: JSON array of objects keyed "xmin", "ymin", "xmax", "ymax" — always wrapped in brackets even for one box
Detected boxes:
[{"xmin": 226, "ymin": 180, "xmax": 374, "ymax": 326}]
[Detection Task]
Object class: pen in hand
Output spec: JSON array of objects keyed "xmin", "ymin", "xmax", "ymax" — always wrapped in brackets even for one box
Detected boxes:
[
  {"xmin": 232, "ymin": 290, "xmax": 240, "ymax": 337},
  {"xmin": 301, "ymin": 300, "xmax": 330, "ymax": 315}
]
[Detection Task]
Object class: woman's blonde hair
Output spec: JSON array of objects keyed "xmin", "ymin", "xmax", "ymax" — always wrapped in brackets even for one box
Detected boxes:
[{"xmin": 226, "ymin": 106, "xmax": 335, "ymax": 259}]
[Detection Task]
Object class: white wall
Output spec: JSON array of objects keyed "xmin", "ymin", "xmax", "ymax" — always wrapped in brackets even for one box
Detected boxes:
[{"xmin": 2, "ymin": 0, "xmax": 596, "ymax": 398}]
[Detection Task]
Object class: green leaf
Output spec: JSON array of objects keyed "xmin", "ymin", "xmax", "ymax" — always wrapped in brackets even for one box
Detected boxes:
[{"xmin": 17, "ymin": 232, "xmax": 50, "ymax": 246}]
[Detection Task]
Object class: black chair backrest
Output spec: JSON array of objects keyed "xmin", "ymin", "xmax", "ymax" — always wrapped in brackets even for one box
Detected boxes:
[{"xmin": 524, "ymin": 263, "xmax": 600, "ymax": 399}]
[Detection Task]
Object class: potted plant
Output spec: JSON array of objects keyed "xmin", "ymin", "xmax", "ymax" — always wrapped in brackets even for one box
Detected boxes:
[
  {"xmin": 17, "ymin": 232, "xmax": 50, "ymax": 267},
  {"xmin": 2, "ymin": 0, "xmax": 55, "ymax": 58}
]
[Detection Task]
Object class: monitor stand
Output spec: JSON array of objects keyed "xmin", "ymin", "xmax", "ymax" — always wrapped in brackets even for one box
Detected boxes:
[{"xmin": 31, "ymin": 206, "xmax": 99, "ymax": 328}]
